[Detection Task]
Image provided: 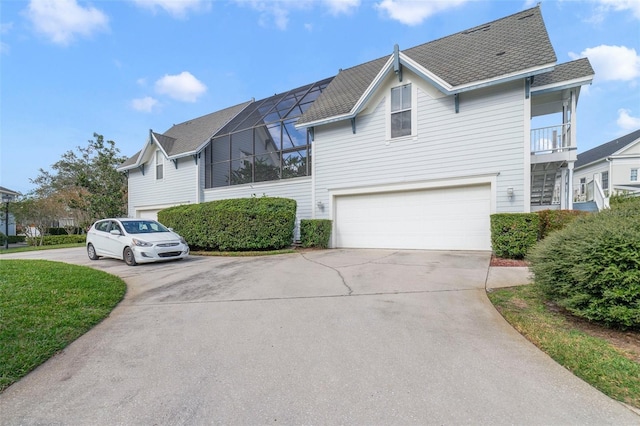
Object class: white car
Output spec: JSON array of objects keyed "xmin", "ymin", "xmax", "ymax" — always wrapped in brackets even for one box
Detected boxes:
[{"xmin": 86, "ymin": 218, "xmax": 189, "ymax": 266}]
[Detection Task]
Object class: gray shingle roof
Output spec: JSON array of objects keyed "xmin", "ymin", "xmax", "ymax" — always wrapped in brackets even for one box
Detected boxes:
[
  {"xmin": 159, "ymin": 101, "xmax": 253, "ymax": 157},
  {"xmin": 119, "ymin": 101, "xmax": 252, "ymax": 169},
  {"xmin": 532, "ymin": 57, "xmax": 594, "ymax": 88},
  {"xmin": 298, "ymin": 5, "xmax": 557, "ymax": 126},
  {"xmin": 575, "ymin": 128, "xmax": 640, "ymax": 168}
]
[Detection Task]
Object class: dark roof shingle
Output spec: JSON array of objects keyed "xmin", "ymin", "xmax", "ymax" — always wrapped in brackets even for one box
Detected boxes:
[
  {"xmin": 532, "ymin": 57, "xmax": 594, "ymax": 88},
  {"xmin": 576, "ymin": 129, "xmax": 640, "ymax": 168},
  {"xmin": 299, "ymin": 6, "xmax": 557, "ymax": 126}
]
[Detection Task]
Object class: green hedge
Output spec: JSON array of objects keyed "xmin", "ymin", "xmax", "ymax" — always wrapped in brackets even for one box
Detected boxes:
[
  {"xmin": 8, "ymin": 235, "xmax": 25, "ymax": 244},
  {"xmin": 158, "ymin": 197, "xmax": 297, "ymax": 251},
  {"xmin": 490, "ymin": 213, "xmax": 539, "ymax": 259},
  {"xmin": 537, "ymin": 209, "xmax": 589, "ymax": 239},
  {"xmin": 26, "ymin": 235, "xmax": 86, "ymax": 246},
  {"xmin": 528, "ymin": 199, "xmax": 640, "ymax": 329},
  {"xmin": 300, "ymin": 219, "xmax": 332, "ymax": 248},
  {"xmin": 47, "ymin": 227, "xmax": 84, "ymax": 235}
]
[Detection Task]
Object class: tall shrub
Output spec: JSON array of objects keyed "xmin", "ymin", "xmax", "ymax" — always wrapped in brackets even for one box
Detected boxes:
[
  {"xmin": 490, "ymin": 213, "xmax": 539, "ymax": 259},
  {"xmin": 537, "ymin": 209, "xmax": 589, "ymax": 239},
  {"xmin": 528, "ymin": 199, "xmax": 640, "ymax": 329},
  {"xmin": 159, "ymin": 197, "xmax": 296, "ymax": 251}
]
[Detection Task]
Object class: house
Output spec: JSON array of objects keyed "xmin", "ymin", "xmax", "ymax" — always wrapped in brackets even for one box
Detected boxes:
[
  {"xmin": 573, "ymin": 128, "xmax": 640, "ymax": 210},
  {"xmin": 0, "ymin": 186, "xmax": 20, "ymax": 237},
  {"xmin": 118, "ymin": 6, "xmax": 594, "ymax": 251}
]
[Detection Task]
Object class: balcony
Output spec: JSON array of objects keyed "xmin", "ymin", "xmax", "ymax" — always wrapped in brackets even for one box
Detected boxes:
[{"xmin": 530, "ymin": 123, "xmax": 576, "ymax": 165}]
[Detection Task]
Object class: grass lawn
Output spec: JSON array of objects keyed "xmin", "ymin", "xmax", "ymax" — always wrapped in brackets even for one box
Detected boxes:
[
  {"xmin": 488, "ymin": 284, "xmax": 640, "ymax": 409},
  {"xmin": 0, "ymin": 259, "xmax": 126, "ymax": 392}
]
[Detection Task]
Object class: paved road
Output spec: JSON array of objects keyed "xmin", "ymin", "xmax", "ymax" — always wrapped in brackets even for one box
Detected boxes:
[{"xmin": 1, "ymin": 248, "xmax": 638, "ymax": 425}]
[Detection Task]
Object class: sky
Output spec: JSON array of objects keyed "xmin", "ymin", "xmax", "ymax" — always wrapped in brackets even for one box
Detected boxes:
[{"xmin": 1, "ymin": 0, "xmax": 639, "ymax": 195}]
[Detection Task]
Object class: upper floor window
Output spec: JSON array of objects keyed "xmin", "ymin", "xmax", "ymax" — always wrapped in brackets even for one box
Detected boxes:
[
  {"xmin": 390, "ymin": 84, "xmax": 412, "ymax": 138},
  {"xmin": 155, "ymin": 150, "xmax": 163, "ymax": 180},
  {"xmin": 631, "ymin": 168, "xmax": 638, "ymax": 182}
]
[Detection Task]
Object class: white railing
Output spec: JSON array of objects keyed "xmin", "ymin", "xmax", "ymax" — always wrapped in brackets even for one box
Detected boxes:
[
  {"xmin": 531, "ymin": 123, "xmax": 572, "ymax": 154},
  {"xmin": 593, "ymin": 179, "xmax": 610, "ymax": 210}
]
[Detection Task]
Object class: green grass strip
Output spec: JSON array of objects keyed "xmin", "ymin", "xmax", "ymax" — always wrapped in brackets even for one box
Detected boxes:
[
  {"xmin": 0, "ymin": 259, "xmax": 126, "ymax": 391},
  {"xmin": 488, "ymin": 285, "xmax": 640, "ymax": 408}
]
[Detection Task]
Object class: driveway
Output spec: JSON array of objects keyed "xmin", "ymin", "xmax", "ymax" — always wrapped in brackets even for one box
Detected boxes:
[{"xmin": 1, "ymin": 248, "xmax": 638, "ymax": 425}]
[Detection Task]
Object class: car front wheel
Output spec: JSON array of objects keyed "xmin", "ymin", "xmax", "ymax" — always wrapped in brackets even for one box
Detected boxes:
[
  {"xmin": 87, "ymin": 243, "xmax": 99, "ymax": 260},
  {"xmin": 123, "ymin": 247, "xmax": 137, "ymax": 266}
]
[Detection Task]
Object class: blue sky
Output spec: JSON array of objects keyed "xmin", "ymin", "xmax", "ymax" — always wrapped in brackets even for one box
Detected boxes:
[{"xmin": 1, "ymin": 0, "xmax": 639, "ymax": 194}]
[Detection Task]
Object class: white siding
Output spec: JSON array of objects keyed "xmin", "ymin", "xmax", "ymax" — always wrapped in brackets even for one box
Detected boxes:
[
  {"xmin": 312, "ymin": 74, "xmax": 526, "ymax": 220},
  {"xmin": 203, "ymin": 177, "xmax": 312, "ymax": 239},
  {"xmin": 127, "ymin": 153, "xmax": 198, "ymax": 216},
  {"xmin": 573, "ymin": 161, "xmax": 607, "ymax": 192}
]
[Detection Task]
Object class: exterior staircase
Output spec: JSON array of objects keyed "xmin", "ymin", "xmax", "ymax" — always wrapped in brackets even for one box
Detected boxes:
[{"xmin": 531, "ymin": 165, "xmax": 561, "ymax": 206}]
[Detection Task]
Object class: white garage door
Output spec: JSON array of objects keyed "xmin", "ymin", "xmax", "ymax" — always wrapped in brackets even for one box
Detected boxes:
[
  {"xmin": 334, "ymin": 185, "xmax": 491, "ymax": 250},
  {"xmin": 137, "ymin": 209, "xmax": 160, "ymax": 220}
]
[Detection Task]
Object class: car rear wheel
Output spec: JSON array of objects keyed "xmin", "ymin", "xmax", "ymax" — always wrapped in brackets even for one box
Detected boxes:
[
  {"xmin": 123, "ymin": 247, "xmax": 137, "ymax": 266},
  {"xmin": 87, "ymin": 243, "xmax": 99, "ymax": 260}
]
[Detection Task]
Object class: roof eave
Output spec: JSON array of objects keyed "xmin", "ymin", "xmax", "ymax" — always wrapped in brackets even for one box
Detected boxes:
[
  {"xmin": 531, "ymin": 75, "xmax": 594, "ymax": 95},
  {"xmin": 297, "ymin": 59, "xmax": 557, "ymax": 129}
]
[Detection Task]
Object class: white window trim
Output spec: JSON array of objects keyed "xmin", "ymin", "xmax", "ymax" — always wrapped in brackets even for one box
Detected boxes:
[
  {"xmin": 155, "ymin": 150, "xmax": 164, "ymax": 181},
  {"xmin": 631, "ymin": 168, "xmax": 638, "ymax": 182},
  {"xmin": 386, "ymin": 81, "xmax": 418, "ymax": 141}
]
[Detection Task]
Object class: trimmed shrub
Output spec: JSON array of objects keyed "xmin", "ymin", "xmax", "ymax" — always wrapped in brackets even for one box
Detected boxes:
[
  {"xmin": 26, "ymin": 235, "xmax": 86, "ymax": 246},
  {"xmin": 300, "ymin": 219, "xmax": 332, "ymax": 248},
  {"xmin": 537, "ymin": 209, "xmax": 590, "ymax": 239},
  {"xmin": 528, "ymin": 199, "xmax": 640, "ymax": 329},
  {"xmin": 7, "ymin": 235, "xmax": 25, "ymax": 244},
  {"xmin": 0, "ymin": 232, "xmax": 5, "ymax": 246},
  {"xmin": 490, "ymin": 213, "xmax": 539, "ymax": 259},
  {"xmin": 159, "ymin": 197, "xmax": 297, "ymax": 251}
]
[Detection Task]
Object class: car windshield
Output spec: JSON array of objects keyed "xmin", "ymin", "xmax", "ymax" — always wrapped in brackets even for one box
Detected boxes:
[{"xmin": 121, "ymin": 220, "xmax": 170, "ymax": 234}]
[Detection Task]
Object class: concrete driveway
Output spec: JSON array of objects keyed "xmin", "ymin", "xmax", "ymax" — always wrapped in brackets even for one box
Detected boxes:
[{"xmin": 1, "ymin": 248, "xmax": 638, "ymax": 425}]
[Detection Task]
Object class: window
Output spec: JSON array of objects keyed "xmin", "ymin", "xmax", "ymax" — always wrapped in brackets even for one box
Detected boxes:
[
  {"xmin": 203, "ymin": 78, "xmax": 331, "ymax": 188},
  {"xmin": 631, "ymin": 168, "xmax": 638, "ymax": 182},
  {"xmin": 601, "ymin": 171, "xmax": 609, "ymax": 190},
  {"xmin": 391, "ymin": 84, "xmax": 412, "ymax": 138},
  {"xmin": 155, "ymin": 151, "xmax": 163, "ymax": 180},
  {"xmin": 579, "ymin": 177, "xmax": 586, "ymax": 195}
]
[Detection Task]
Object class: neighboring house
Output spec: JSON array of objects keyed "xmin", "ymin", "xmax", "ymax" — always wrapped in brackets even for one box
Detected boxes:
[
  {"xmin": 0, "ymin": 186, "xmax": 20, "ymax": 236},
  {"xmin": 573, "ymin": 128, "xmax": 640, "ymax": 209},
  {"xmin": 119, "ymin": 6, "xmax": 594, "ymax": 251}
]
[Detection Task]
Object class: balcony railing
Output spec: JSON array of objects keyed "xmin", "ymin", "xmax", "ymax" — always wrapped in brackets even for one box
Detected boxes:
[{"xmin": 531, "ymin": 123, "xmax": 572, "ymax": 155}]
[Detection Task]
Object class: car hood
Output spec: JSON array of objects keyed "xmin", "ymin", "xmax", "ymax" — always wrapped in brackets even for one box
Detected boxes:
[{"xmin": 129, "ymin": 232, "xmax": 183, "ymax": 244}]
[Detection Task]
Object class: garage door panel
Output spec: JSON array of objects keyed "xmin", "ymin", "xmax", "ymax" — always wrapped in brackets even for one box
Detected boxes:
[{"xmin": 334, "ymin": 185, "xmax": 491, "ymax": 250}]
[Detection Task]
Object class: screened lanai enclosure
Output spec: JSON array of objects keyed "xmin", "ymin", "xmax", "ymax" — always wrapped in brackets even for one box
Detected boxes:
[{"xmin": 204, "ymin": 77, "xmax": 333, "ymax": 188}]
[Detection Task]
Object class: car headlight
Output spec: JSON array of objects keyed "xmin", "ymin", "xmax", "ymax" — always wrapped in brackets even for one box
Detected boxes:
[
  {"xmin": 179, "ymin": 236, "xmax": 187, "ymax": 245},
  {"xmin": 132, "ymin": 238, "xmax": 152, "ymax": 247}
]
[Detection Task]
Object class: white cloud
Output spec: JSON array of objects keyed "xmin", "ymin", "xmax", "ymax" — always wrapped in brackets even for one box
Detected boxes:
[
  {"xmin": 131, "ymin": 96, "xmax": 160, "ymax": 113},
  {"xmin": 596, "ymin": 0, "xmax": 640, "ymax": 20},
  {"xmin": 236, "ymin": 0, "xmax": 357, "ymax": 30},
  {"xmin": 617, "ymin": 109, "xmax": 640, "ymax": 131},
  {"xmin": 155, "ymin": 71, "xmax": 207, "ymax": 102},
  {"xmin": 569, "ymin": 45, "xmax": 640, "ymax": 82},
  {"xmin": 25, "ymin": 0, "xmax": 109, "ymax": 45},
  {"xmin": 375, "ymin": 0, "xmax": 468, "ymax": 26},
  {"xmin": 130, "ymin": 0, "xmax": 210, "ymax": 19},
  {"xmin": 323, "ymin": 0, "xmax": 360, "ymax": 15}
]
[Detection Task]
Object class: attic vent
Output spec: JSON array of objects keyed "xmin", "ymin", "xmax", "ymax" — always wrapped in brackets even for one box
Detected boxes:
[
  {"xmin": 463, "ymin": 25, "xmax": 490, "ymax": 34},
  {"xmin": 517, "ymin": 13, "xmax": 534, "ymax": 20},
  {"xmin": 496, "ymin": 51, "xmax": 506, "ymax": 56}
]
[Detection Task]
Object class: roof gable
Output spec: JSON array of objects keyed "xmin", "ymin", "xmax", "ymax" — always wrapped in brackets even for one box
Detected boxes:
[
  {"xmin": 298, "ymin": 6, "xmax": 558, "ymax": 127},
  {"xmin": 118, "ymin": 100, "xmax": 252, "ymax": 171},
  {"xmin": 575, "ymin": 128, "xmax": 640, "ymax": 169}
]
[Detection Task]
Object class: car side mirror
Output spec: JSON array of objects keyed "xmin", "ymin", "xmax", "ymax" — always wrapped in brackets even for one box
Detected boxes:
[{"xmin": 110, "ymin": 229, "xmax": 122, "ymax": 236}]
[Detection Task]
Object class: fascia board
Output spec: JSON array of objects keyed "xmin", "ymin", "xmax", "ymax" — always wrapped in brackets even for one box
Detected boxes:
[
  {"xmin": 611, "ymin": 137, "xmax": 640, "ymax": 156},
  {"xmin": 574, "ymin": 158, "xmax": 605, "ymax": 171},
  {"xmin": 531, "ymin": 75, "xmax": 595, "ymax": 95}
]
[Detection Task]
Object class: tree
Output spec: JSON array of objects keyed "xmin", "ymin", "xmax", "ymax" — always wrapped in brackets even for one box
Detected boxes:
[
  {"xmin": 11, "ymin": 196, "xmax": 63, "ymax": 246},
  {"xmin": 31, "ymin": 133, "xmax": 127, "ymax": 227}
]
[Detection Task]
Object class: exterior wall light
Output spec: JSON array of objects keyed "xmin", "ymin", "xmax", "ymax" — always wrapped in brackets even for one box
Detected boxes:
[
  {"xmin": 316, "ymin": 201, "xmax": 324, "ymax": 210},
  {"xmin": 507, "ymin": 187, "xmax": 514, "ymax": 199}
]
